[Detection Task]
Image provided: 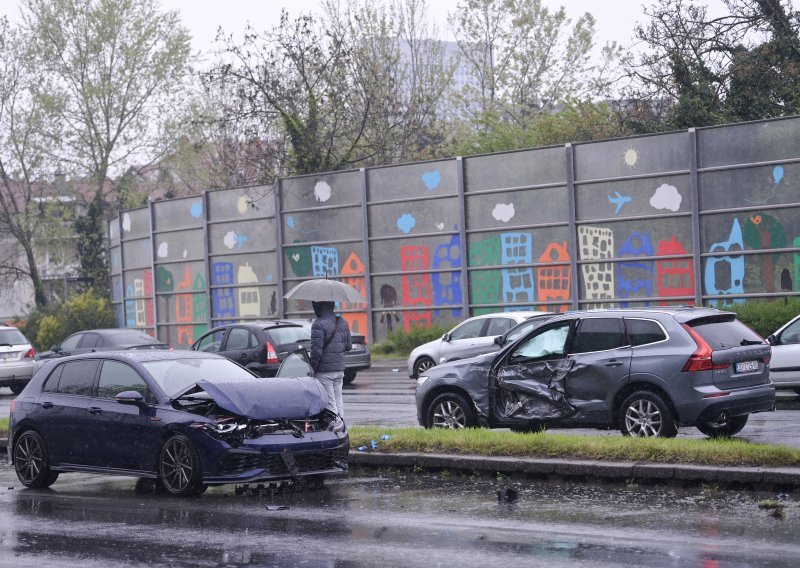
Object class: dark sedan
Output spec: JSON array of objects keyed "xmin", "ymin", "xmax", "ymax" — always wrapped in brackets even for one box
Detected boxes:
[
  {"xmin": 9, "ymin": 350, "xmax": 349, "ymax": 496},
  {"xmin": 36, "ymin": 328, "xmax": 169, "ymax": 360}
]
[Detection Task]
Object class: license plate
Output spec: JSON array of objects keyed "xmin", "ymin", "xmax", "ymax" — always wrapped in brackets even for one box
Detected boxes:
[{"xmin": 735, "ymin": 360, "xmax": 759, "ymax": 373}]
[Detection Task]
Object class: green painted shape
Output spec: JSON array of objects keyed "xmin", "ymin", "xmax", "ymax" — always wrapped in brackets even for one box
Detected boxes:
[
  {"xmin": 156, "ymin": 266, "xmax": 174, "ymax": 293},
  {"xmin": 794, "ymin": 236, "xmax": 800, "ymax": 291},
  {"xmin": 468, "ymin": 236, "xmax": 502, "ymax": 304},
  {"xmin": 285, "ymin": 244, "xmax": 312, "ymax": 277}
]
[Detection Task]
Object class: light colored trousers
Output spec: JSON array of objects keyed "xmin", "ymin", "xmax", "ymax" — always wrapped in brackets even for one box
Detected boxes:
[{"xmin": 314, "ymin": 371, "xmax": 344, "ymax": 419}]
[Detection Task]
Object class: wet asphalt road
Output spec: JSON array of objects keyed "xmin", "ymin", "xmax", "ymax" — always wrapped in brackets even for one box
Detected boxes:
[{"xmin": 2, "ymin": 462, "xmax": 800, "ymax": 568}]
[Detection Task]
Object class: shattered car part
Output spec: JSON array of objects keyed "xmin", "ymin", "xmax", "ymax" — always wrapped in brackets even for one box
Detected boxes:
[{"xmin": 494, "ymin": 360, "xmax": 576, "ymax": 420}]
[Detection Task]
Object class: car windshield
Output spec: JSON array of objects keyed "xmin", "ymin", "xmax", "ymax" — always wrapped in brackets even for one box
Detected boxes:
[
  {"xmin": 142, "ymin": 358, "xmax": 255, "ymax": 397},
  {"xmin": 0, "ymin": 328, "xmax": 28, "ymax": 346}
]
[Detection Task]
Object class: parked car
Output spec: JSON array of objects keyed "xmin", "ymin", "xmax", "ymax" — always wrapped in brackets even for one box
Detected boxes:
[
  {"xmin": 36, "ymin": 328, "xmax": 169, "ymax": 361},
  {"xmin": 191, "ymin": 321, "xmax": 312, "ymax": 379},
  {"xmin": 0, "ymin": 325, "xmax": 36, "ymax": 395},
  {"xmin": 767, "ymin": 313, "xmax": 800, "ymax": 394},
  {"xmin": 407, "ymin": 311, "xmax": 552, "ymax": 379},
  {"xmin": 415, "ymin": 307, "xmax": 775, "ymax": 438},
  {"xmin": 283, "ymin": 319, "xmax": 372, "ymax": 384},
  {"xmin": 8, "ymin": 350, "xmax": 349, "ymax": 496}
]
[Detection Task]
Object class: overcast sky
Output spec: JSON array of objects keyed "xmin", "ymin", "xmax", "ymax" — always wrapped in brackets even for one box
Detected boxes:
[{"xmin": 0, "ymin": 0, "xmax": 722, "ymax": 55}]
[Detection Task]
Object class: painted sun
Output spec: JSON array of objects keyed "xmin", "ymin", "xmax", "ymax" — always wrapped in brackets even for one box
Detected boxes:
[{"xmin": 624, "ymin": 148, "xmax": 639, "ymax": 168}]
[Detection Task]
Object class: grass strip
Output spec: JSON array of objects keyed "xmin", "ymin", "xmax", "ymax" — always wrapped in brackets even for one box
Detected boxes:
[
  {"xmin": 0, "ymin": 418, "xmax": 7, "ymax": 438},
  {"xmin": 350, "ymin": 426, "xmax": 800, "ymax": 468}
]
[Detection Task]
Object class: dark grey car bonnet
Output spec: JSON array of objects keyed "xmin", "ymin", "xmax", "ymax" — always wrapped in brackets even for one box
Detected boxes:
[{"xmin": 197, "ymin": 377, "xmax": 327, "ymax": 419}]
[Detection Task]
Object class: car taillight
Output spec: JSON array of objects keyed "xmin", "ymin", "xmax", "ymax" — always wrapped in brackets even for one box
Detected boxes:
[
  {"xmin": 23, "ymin": 348, "xmax": 36, "ymax": 358},
  {"xmin": 10, "ymin": 400, "xmax": 16, "ymax": 413},
  {"xmin": 265, "ymin": 340, "xmax": 278, "ymax": 364},
  {"xmin": 681, "ymin": 323, "xmax": 729, "ymax": 372}
]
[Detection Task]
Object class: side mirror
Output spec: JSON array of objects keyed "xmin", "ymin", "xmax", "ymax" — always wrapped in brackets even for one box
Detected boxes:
[
  {"xmin": 115, "ymin": 390, "xmax": 145, "ymax": 405},
  {"xmin": 50, "ymin": 345, "xmax": 59, "ymax": 352},
  {"xmin": 442, "ymin": 333, "xmax": 450, "ymax": 342},
  {"xmin": 494, "ymin": 336, "xmax": 503, "ymax": 345},
  {"xmin": 767, "ymin": 334, "xmax": 778, "ymax": 346}
]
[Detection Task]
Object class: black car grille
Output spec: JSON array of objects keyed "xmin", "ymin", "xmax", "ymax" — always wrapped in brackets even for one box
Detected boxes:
[{"xmin": 221, "ymin": 447, "xmax": 348, "ymax": 477}]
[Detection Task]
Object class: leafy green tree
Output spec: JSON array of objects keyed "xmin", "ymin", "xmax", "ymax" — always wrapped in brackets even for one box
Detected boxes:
[
  {"xmin": 21, "ymin": 0, "xmax": 192, "ymax": 293},
  {"xmin": 22, "ymin": 289, "xmax": 116, "ymax": 350}
]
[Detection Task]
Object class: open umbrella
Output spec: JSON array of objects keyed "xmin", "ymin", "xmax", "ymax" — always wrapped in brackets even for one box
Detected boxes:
[{"xmin": 283, "ymin": 278, "xmax": 366, "ymax": 304}]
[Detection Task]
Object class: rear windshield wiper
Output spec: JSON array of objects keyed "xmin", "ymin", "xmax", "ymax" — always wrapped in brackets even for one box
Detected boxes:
[
  {"xmin": 0, "ymin": 343, "xmax": 13, "ymax": 347},
  {"xmin": 740, "ymin": 339, "xmax": 764, "ymax": 346}
]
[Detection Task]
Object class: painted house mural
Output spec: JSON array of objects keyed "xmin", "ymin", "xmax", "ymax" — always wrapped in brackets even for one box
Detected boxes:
[{"xmin": 110, "ymin": 117, "xmax": 800, "ymax": 343}]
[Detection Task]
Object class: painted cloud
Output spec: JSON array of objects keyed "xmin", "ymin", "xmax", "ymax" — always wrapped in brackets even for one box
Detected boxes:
[
  {"xmin": 492, "ymin": 203, "xmax": 515, "ymax": 223},
  {"xmin": 157, "ymin": 242, "xmax": 168, "ymax": 258},
  {"xmin": 314, "ymin": 181, "xmax": 332, "ymax": 203},
  {"xmin": 122, "ymin": 213, "xmax": 131, "ymax": 232},
  {"xmin": 650, "ymin": 184, "xmax": 682, "ymax": 212},
  {"xmin": 397, "ymin": 213, "xmax": 416, "ymax": 234}
]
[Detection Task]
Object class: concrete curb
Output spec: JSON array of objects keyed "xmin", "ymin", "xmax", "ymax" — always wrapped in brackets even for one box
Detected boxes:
[{"xmin": 348, "ymin": 451, "xmax": 800, "ymax": 489}]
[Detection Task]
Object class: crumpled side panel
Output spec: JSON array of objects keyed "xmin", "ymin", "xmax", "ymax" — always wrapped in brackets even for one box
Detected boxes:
[{"xmin": 494, "ymin": 359, "xmax": 575, "ymax": 419}]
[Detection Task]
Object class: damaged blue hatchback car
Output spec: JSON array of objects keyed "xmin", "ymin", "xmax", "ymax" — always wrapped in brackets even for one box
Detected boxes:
[
  {"xmin": 416, "ymin": 307, "xmax": 775, "ymax": 438},
  {"xmin": 8, "ymin": 350, "xmax": 349, "ymax": 496}
]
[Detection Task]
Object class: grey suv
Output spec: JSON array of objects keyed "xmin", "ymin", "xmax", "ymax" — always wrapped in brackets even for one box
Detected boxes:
[{"xmin": 415, "ymin": 307, "xmax": 775, "ymax": 438}]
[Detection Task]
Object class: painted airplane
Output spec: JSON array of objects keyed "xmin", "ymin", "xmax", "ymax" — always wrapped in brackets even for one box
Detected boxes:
[{"xmin": 608, "ymin": 191, "xmax": 632, "ymax": 214}]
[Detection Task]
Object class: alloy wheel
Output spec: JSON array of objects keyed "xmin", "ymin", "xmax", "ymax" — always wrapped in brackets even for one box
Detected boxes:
[
  {"xmin": 14, "ymin": 433, "xmax": 44, "ymax": 485},
  {"xmin": 624, "ymin": 398, "xmax": 663, "ymax": 437},
  {"xmin": 160, "ymin": 438, "xmax": 194, "ymax": 492},
  {"xmin": 432, "ymin": 400, "xmax": 466, "ymax": 428}
]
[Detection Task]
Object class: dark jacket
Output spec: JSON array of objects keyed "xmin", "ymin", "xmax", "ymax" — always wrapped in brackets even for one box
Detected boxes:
[{"xmin": 309, "ymin": 301, "xmax": 352, "ymax": 373}]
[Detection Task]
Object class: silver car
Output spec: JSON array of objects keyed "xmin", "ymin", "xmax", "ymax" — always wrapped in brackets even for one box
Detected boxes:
[
  {"xmin": 767, "ymin": 313, "xmax": 800, "ymax": 394},
  {"xmin": 407, "ymin": 311, "xmax": 551, "ymax": 378},
  {"xmin": 0, "ymin": 325, "xmax": 36, "ymax": 395}
]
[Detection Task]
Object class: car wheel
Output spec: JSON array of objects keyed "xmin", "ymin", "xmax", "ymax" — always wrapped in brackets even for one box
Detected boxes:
[
  {"xmin": 158, "ymin": 434, "xmax": 205, "ymax": 497},
  {"xmin": 13, "ymin": 430, "xmax": 59, "ymax": 489},
  {"xmin": 413, "ymin": 356, "xmax": 435, "ymax": 379},
  {"xmin": 696, "ymin": 414, "xmax": 748, "ymax": 438},
  {"xmin": 509, "ymin": 422, "xmax": 547, "ymax": 434},
  {"xmin": 426, "ymin": 392, "xmax": 477, "ymax": 429},
  {"xmin": 619, "ymin": 391, "xmax": 678, "ymax": 438},
  {"xmin": 10, "ymin": 384, "xmax": 25, "ymax": 395},
  {"xmin": 343, "ymin": 371, "xmax": 356, "ymax": 385}
]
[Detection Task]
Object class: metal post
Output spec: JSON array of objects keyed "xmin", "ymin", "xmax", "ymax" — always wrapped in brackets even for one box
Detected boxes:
[
  {"xmin": 688, "ymin": 128, "xmax": 703, "ymax": 306},
  {"xmin": 202, "ymin": 191, "xmax": 212, "ymax": 329},
  {"xmin": 274, "ymin": 179, "xmax": 285, "ymax": 318},
  {"xmin": 565, "ymin": 143, "xmax": 580, "ymax": 310},
  {"xmin": 360, "ymin": 168, "xmax": 374, "ymax": 343},
  {"xmin": 148, "ymin": 201, "xmax": 159, "ymax": 338},
  {"xmin": 456, "ymin": 157, "xmax": 470, "ymax": 317}
]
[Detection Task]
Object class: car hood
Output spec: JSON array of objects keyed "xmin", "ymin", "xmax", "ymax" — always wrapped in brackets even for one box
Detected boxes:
[
  {"xmin": 425, "ymin": 351, "xmax": 495, "ymax": 378},
  {"xmin": 194, "ymin": 377, "xmax": 327, "ymax": 420}
]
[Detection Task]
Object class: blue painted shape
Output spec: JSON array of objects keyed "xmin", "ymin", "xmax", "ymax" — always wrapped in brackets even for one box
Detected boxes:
[
  {"xmin": 608, "ymin": 191, "xmax": 632, "ymax": 214},
  {"xmin": 311, "ymin": 246, "xmax": 339, "ymax": 278},
  {"xmin": 211, "ymin": 262, "xmax": 237, "ymax": 321},
  {"xmin": 266, "ymin": 273, "xmax": 273, "ymax": 282},
  {"xmin": 704, "ymin": 218, "xmax": 745, "ymax": 305},
  {"xmin": 421, "ymin": 170, "xmax": 442, "ymax": 190},
  {"xmin": 397, "ymin": 213, "xmax": 416, "ymax": 234},
  {"xmin": 773, "ymin": 165, "xmax": 784, "ymax": 185},
  {"xmin": 190, "ymin": 202, "xmax": 203, "ymax": 218},
  {"xmin": 287, "ymin": 215, "xmax": 295, "ymax": 229},
  {"xmin": 432, "ymin": 229, "xmax": 463, "ymax": 317},
  {"xmin": 234, "ymin": 232, "xmax": 248, "ymax": 249},
  {"xmin": 617, "ymin": 231, "xmax": 655, "ymax": 307},
  {"xmin": 124, "ymin": 283, "xmax": 136, "ymax": 327},
  {"xmin": 499, "ymin": 232, "xmax": 534, "ymax": 306}
]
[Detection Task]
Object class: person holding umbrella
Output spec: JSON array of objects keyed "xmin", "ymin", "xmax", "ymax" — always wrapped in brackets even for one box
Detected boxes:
[
  {"xmin": 284, "ymin": 278, "xmax": 364, "ymax": 420},
  {"xmin": 309, "ymin": 301, "xmax": 352, "ymax": 420}
]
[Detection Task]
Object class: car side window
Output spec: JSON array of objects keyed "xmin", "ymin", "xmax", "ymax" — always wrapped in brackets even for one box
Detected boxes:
[
  {"xmin": 195, "ymin": 330, "xmax": 226, "ymax": 353},
  {"xmin": 60, "ymin": 333, "xmax": 83, "ymax": 351},
  {"xmin": 56, "ymin": 360, "xmax": 101, "ymax": 396},
  {"xmin": 42, "ymin": 364, "xmax": 65, "ymax": 393},
  {"xmin": 81, "ymin": 333, "xmax": 101, "ymax": 349},
  {"xmin": 450, "ymin": 319, "xmax": 486, "ymax": 340},
  {"xmin": 572, "ymin": 318, "xmax": 627, "ymax": 354},
  {"xmin": 97, "ymin": 360, "xmax": 152, "ymax": 401},
  {"xmin": 625, "ymin": 318, "xmax": 667, "ymax": 347},
  {"xmin": 225, "ymin": 328, "xmax": 250, "ymax": 350},
  {"xmin": 512, "ymin": 322, "xmax": 571, "ymax": 360},
  {"xmin": 486, "ymin": 317, "xmax": 515, "ymax": 336},
  {"xmin": 780, "ymin": 318, "xmax": 800, "ymax": 344}
]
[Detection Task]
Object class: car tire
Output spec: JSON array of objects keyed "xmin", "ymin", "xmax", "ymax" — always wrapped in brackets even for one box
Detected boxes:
[
  {"xmin": 426, "ymin": 392, "xmax": 477, "ymax": 429},
  {"xmin": 618, "ymin": 391, "xmax": 678, "ymax": 438},
  {"xmin": 158, "ymin": 434, "xmax": 205, "ymax": 497},
  {"xmin": 13, "ymin": 430, "xmax": 59, "ymax": 489},
  {"xmin": 696, "ymin": 414, "xmax": 748, "ymax": 438},
  {"xmin": 413, "ymin": 356, "xmax": 435, "ymax": 379},
  {"xmin": 509, "ymin": 422, "xmax": 547, "ymax": 434},
  {"xmin": 343, "ymin": 371, "xmax": 356, "ymax": 385}
]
